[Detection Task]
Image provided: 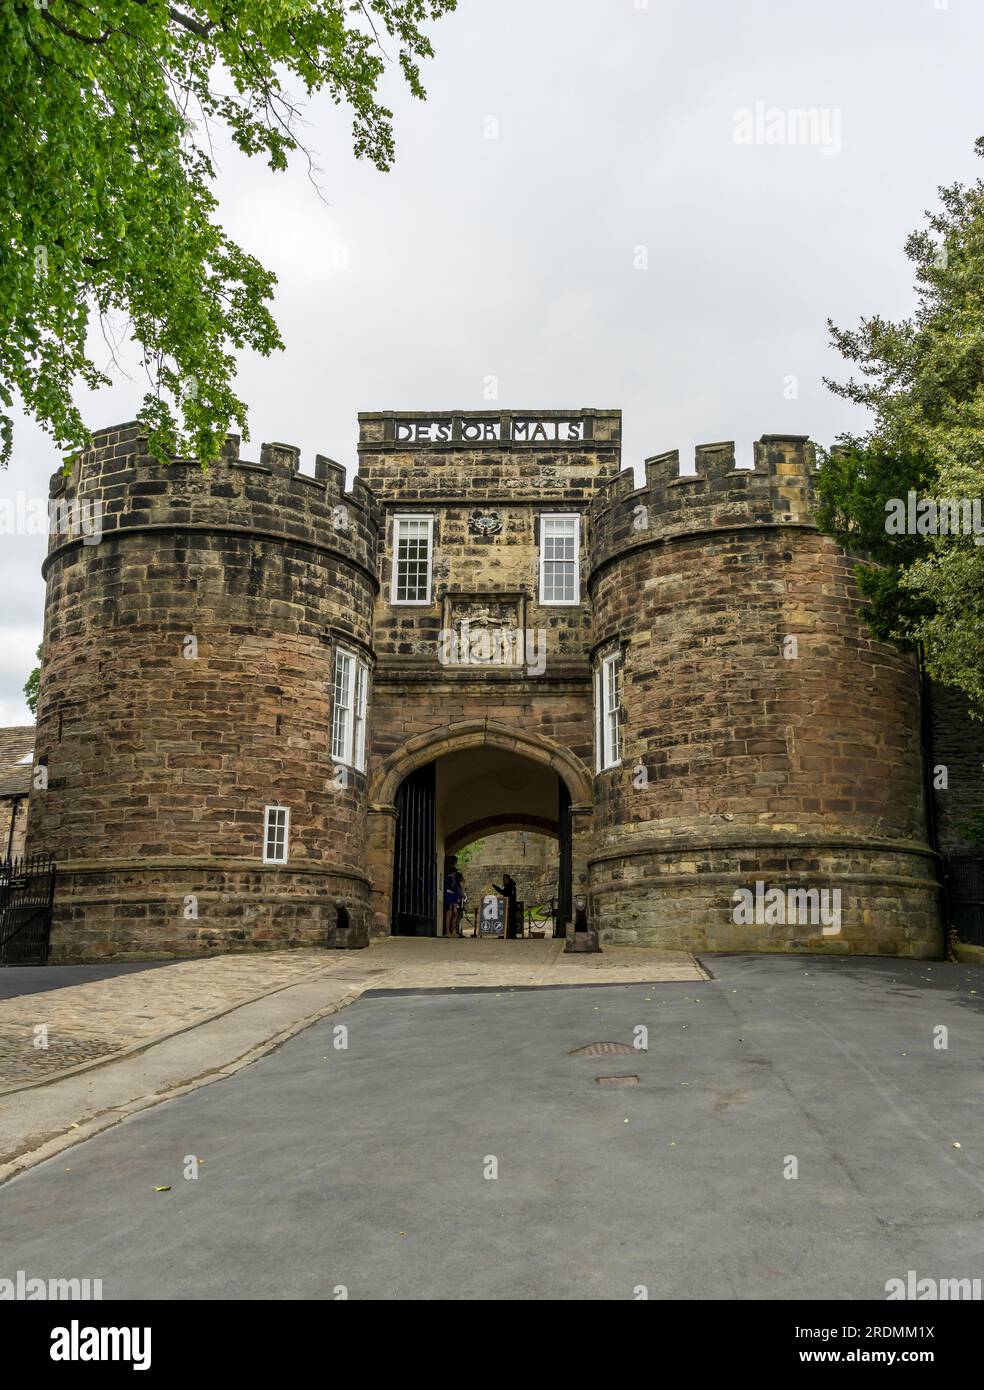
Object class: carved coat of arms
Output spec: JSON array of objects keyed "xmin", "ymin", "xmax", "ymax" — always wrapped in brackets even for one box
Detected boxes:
[{"xmin": 468, "ymin": 509, "xmax": 502, "ymax": 537}]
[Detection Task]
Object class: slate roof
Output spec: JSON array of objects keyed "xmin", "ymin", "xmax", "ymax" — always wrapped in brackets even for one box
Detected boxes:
[{"xmin": 0, "ymin": 726, "xmax": 35, "ymax": 799}]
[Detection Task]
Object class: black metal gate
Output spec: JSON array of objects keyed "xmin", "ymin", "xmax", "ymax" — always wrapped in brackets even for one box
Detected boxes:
[
  {"xmin": 391, "ymin": 763, "xmax": 437, "ymax": 935},
  {"xmin": 0, "ymin": 853, "xmax": 56, "ymax": 965},
  {"xmin": 944, "ymin": 855, "xmax": 984, "ymax": 947},
  {"xmin": 556, "ymin": 780, "xmax": 572, "ymax": 938}
]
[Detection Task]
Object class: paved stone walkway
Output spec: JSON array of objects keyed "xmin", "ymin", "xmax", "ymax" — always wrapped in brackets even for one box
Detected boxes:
[
  {"xmin": 356, "ymin": 936, "xmax": 704, "ymax": 989},
  {"xmin": 0, "ymin": 951, "xmax": 330, "ymax": 1086},
  {"xmin": 0, "ymin": 960, "xmax": 176, "ymax": 1003},
  {"xmin": 0, "ymin": 940, "xmax": 703, "ymax": 1087}
]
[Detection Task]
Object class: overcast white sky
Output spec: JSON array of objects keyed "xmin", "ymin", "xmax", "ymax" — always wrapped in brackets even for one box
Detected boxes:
[{"xmin": 2, "ymin": 0, "xmax": 982, "ymax": 724}]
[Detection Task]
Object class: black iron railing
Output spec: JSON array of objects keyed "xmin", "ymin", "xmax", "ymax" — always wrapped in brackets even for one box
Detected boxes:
[
  {"xmin": 524, "ymin": 899, "xmax": 559, "ymax": 938},
  {"xmin": 0, "ymin": 852, "xmax": 56, "ymax": 965}
]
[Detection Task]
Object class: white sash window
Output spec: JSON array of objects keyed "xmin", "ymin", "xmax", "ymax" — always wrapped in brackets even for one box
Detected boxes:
[
  {"xmin": 332, "ymin": 648, "xmax": 369, "ymax": 770},
  {"xmin": 539, "ymin": 514, "xmax": 580, "ymax": 605},
  {"xmin": 595, "ymin": 652, "xmax": 622, "ymax": 770},
  {"xmin": 392, "ymin": 515, "xmax": 434, "ymax": 604}
]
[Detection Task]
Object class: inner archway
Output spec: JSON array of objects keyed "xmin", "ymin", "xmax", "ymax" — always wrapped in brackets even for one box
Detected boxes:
[{"xmin": 453, "ymin": 827, "xmax": 560, "ymax": 938}]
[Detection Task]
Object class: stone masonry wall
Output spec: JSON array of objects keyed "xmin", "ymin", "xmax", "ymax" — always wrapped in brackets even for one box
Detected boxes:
[
  {"xmin": 360, "ymin": 410, "xmax": 617, "ymax": 934},
  {"xmin": 587, "ymin": 437, "xmax": 941, "ymax": 957},
  {"xmin": 458, "ymin": 830, "xmax": 559, "ymax": 917},
  {"xmin": 26, "ymin": 424, "xmax": 379, "ymax": 960},
  {"xmin": 930, "ymin": 680, "xmax": 984, "ymax": 855},
  {"xmin": 358, "ymin": 409, "xmax": 621, "ymax": 664},
  {"xmin": 1, "ymin": 796, "xmax": 29, "ymax": 861}
]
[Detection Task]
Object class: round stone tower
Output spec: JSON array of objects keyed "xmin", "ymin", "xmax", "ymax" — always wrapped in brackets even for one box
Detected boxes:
[
  {"xmin": 587, "ymin": 435, "xmax": 941, "ymax": 957},
  {"xmin": 26, "ymin": 422, "xmax": 379, "ymax": 960}
]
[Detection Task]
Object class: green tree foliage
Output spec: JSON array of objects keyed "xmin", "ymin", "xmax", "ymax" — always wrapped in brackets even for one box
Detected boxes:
[
  {"xmin": 1, "ymin": 1, "xmax": 456, "ymax": 467},
  {"xmin": 817, "ymin": 137, "xmax": 984, "ymax": 713},
  {"xmin": 813, "ymin": 441, "xmax": 935, "ymax": 646},
  {"xmin": 24, "ymin": 643, "xmax": 42, "ymax": 718}
]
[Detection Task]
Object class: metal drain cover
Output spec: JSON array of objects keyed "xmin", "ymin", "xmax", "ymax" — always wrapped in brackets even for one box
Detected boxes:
[
  {"xmin": 596, "ymin": 1074, "xmax": 640, "ymax": 1086},
  {"xmin": 569, "ymin": 1041, "xmax": 636, "ymax": 1057}
]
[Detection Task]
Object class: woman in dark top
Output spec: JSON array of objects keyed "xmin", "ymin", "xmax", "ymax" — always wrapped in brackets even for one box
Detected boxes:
[
  {"xmin": 443, "ymin": 856, "xmax": 461, "ymax": 937},
  {"xmin": 452, "ymin": 869, "xmax": 466, "ymax": 936}
]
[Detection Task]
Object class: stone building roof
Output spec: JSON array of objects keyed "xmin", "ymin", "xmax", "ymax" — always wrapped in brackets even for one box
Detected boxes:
[{"xmin": 0, "ymin": 725, "xmax": 35, "ymax": 799}]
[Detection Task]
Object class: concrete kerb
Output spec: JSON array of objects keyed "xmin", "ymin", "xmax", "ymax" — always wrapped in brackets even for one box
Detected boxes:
[{"xmin": 0, "ymin": 976, "xmax": 364, "ymax": 1185}]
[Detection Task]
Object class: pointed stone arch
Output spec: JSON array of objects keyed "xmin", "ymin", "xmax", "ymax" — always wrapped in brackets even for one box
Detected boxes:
[
  {"xmin": 368, "ymin": 719, "xmax": 594, "ymax": 811},
  {"xmin": 365, "ymin": 721, "xmax": 593, "ymax": 936}
]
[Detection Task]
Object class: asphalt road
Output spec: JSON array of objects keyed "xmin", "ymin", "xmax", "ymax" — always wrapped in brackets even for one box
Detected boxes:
[{"xmin": 3, "ymin": 954, "xmax": 984, "ymax": 1300}]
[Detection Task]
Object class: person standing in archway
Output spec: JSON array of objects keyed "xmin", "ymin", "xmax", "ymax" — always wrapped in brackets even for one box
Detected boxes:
[
  {"xmin": 443, "ymin": 855, "xmax": 461, "ymax": 937},
  {"xmin": 493, "ymin": 872, "xmax": 518, "ymax": 939}
]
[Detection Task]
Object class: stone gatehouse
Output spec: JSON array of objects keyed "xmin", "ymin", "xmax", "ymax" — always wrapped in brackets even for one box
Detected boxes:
[{"xmin": 20, "ymin": 407, "xmax": 978, "ymax": 961}]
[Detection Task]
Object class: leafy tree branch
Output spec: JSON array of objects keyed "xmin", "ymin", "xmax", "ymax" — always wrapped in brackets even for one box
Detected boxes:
[
  {"xmin": 816, "ymin": 137, "xmax": 984, "ymax": 716},
  {"xmin": 1, "ymin": 1, "xmax": 456, "ymax": 468}
]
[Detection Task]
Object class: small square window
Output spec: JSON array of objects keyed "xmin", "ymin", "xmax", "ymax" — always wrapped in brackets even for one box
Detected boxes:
[{"xmin": 263, "ymin": 805, "xmax": 290, "ymax": 864}]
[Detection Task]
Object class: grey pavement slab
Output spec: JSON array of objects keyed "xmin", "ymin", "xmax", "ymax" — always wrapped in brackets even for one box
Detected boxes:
[
  {"xmin": 2, "ymin": 954, "xmax": 983, "ymax": 1301},
  {"xmin": 0, "ymin": 961, "xmax": 177, "ymax": 1002}
]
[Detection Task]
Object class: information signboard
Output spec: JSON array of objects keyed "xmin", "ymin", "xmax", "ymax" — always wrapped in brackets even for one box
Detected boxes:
[{"xmin": 479, "ymin": 894, "xmax": 506, "ymax": 938}]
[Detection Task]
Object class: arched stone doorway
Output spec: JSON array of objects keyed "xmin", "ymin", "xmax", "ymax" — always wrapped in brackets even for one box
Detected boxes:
[
  {"xmin": 451, "ymin": 824, "xmax": 561, "ymax": 938},
  {"xmin": 366, "ymin": 722, "xmax": 592, "ymax": 939}
]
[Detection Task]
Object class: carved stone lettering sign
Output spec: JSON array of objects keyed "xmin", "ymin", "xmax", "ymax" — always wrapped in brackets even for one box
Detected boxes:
[{"xmin": 393, "ymin": 417, "xmax": 586, "ymax": 444}]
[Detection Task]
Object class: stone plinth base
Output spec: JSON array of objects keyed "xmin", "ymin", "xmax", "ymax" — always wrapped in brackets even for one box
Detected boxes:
[
  {"xmin": 46, "ymin": 859, "xmax": 371, "ymax": 962},
  {"xmin": 588, "ymin": 835, "xmax": 943, "ymax": 959}
]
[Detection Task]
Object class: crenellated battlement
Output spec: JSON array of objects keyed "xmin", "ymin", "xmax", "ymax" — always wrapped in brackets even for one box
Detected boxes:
[
  {"xmin": 45, "ymin": 421, "xmax": 817, "ymax": 582},
  {"xmin": 588, "ymin": 434, "xmax": 817, "ymax": 577},
  {"xmin": 45, "ymin": 421, "xmax": 380, "ymax": 581}
]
